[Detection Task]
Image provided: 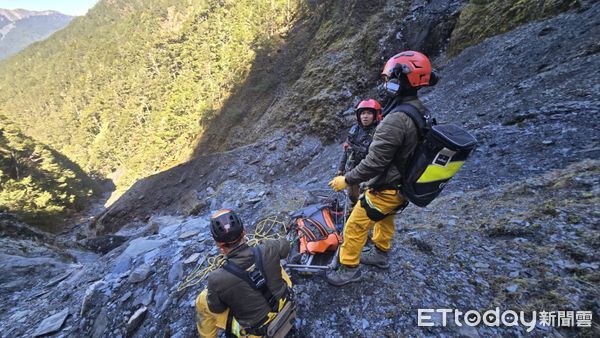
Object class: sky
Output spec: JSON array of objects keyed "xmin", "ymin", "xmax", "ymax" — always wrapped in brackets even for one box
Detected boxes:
[{"xmin": 0, "ymin": 0, "xmax": 99, "ymax": 16}]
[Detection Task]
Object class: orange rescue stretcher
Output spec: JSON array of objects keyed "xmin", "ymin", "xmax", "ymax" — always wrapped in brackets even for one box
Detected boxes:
[{"xmin": 284, "ymin": 195, "xmax": 348, "ymax": 274}]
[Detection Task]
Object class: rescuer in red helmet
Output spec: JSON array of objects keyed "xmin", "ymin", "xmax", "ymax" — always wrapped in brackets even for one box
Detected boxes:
[{"xmin": 336, "ymin": 98, "xmax": 382, "ymax": 205}]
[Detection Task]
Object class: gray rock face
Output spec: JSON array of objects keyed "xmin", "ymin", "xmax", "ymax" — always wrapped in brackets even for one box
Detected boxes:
[
  {"xmin": 168, "ymin": 262, "xmax": 183, "ymax": 286},
  {"xmin": 92, "ymin": 307, "xmax": 108, "ymax": 338},
  {"xmin": 128, "ymin": 264, "xmax": 152, "ymax": 284},
  {"xmin": 179, "ymin": 230, "xmax": 200, "ymax": 240},
  {"xmin": 119, "ymin": 291, "xmax": 132, "ymax": 303},
  {"xmin": 427, "ymin": 2, "xmax": 600, "ymax": 193},
  {"xmin": 33, "ymin": 308, "xmax": 69, "ymax": 337},
  {"xmin": 112, "ymin": 254, "xmax": 133, "ymax": 274},
  {"xmin": 80, "ymin": 281, "xmax": 108, "ymax": 317},
  {"xmin": 133, "ymin": 288, "xmax": 154, "ymax": 307},
  {"xmin": 178, "ymin": 189, "xmax": 202, "ymax": 216},
  {"xmin": 456, "ymin": 325, "xmax": 480, "ymax": 338},
  {"xmin": 123, "ymin": 238, "xmax": 167, "ymax": 257},
  {"xmin": 154, "ymin": 285, "xmax": 169, "ymax": 309},
  {"xmin": 0, "ymin": 254, "xmax": 71, "ymax": 269},
  {"xmin": 184, "ymin": 253, "xmax": 201, "ymax": 264},
  {"xmin": 80, "ymin": 235, "xmax": 128, "ymax": 255},
  {"xmin": 126, "ymin": 306, "xmax": 147, "ymax": 337}
]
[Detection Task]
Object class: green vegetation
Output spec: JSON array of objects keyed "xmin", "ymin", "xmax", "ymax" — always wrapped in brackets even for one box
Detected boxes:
[
  {"xmin": 448, "ymin": 0, "xmax": 580, "ymax": 56},
  {"xmin": 0, "ymin": 115, "xmax": 98, "ymax": 228},
  {"xmin": 0, "ymin": 0, "xmax": 299, "ymax": 195}
]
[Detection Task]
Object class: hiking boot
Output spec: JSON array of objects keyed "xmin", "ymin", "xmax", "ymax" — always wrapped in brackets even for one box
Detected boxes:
[
  {"xmin": 325, "ymin": 265, "xmax": 362, "ymax": 286},
  {"xmin": 360, "ymin": 247, "xmax": 390, "ymax": 269}
]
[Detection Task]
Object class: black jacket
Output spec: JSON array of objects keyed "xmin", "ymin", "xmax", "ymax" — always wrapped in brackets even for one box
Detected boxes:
[
  {"xmin": 345, "ymin": 96, "xmax": 426, "ymax": 189},
  {"xmin": 337, "ymin": 122, "xmax": 377, "ymax": 174}
]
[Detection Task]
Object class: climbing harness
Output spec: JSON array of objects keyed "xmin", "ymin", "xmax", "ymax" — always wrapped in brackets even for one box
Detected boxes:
[{"xmin": 223, "ymin": 247, "xmax": 296, "ymax": 338}]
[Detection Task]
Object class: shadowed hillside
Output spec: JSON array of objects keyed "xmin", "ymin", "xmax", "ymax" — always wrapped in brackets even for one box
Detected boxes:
[{"xmin": 0, "ymin": 115, "xmax": 100, "ymax": 230}]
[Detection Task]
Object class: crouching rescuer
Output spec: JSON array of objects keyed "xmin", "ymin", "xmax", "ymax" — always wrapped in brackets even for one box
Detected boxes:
[
  {"xmin": 195, "ymin": 210, "xmax": 296, "ymax": 337},
  {"xmin": 326, "ymin": 51, "xmax": 439, "ymax": 286}
]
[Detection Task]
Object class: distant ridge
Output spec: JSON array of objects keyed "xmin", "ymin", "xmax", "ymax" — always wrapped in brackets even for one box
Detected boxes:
[{"xmin": 0, "ymin": 8, "xmax": 73, "ymax": 59}]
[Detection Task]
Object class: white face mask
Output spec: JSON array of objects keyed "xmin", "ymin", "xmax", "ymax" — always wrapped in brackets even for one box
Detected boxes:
[{"xmin": 384, "ymin": 79, "xmax": 400, "ymax": 95}]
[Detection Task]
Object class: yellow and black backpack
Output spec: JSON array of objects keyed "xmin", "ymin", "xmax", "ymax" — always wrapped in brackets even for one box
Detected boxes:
[{"xmin": 395, "ymin": 103, "xmax": 477, "ymax": 207}]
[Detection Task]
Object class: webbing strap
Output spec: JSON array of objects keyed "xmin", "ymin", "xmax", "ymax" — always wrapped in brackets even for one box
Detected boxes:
[
  {"xmin": 251, "ymin": 247, "xmax": 278, "ymax": 310},
  {"xmin": 225, "ymin": 312, "xmax": 235, "ymax": 338},
  {"xmin": 360, "ymin": 193, "xmax": 409, "ymax": 222},
  {"xmin": 391, "ymin": 103, "xmax": 429, "ymax": 137},
  {"xmin": 222, "ymin": 247, "xmax": 279, "ymax": 311}
]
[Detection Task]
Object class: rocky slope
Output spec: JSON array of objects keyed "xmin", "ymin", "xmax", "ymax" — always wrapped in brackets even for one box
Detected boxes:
[
  {"xmin": 1, "ymin": 160, "xmax": 597, "ymax": 337},
  {"xmin": 0, "ymin": 9, "xmax": 73, "ymax": 60},
  {"xmin": 0, "ymin": 1, "xmax": 599, "ymax": 338}
]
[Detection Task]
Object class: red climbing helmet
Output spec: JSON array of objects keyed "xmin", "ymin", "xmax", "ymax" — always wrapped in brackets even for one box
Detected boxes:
[
  {"xmin": 381, "ymin": 51, "xmax": 432, "ymax": 87},
  {"xmin": 356, "ymin": 99, "xmax": 382, "ymax": 122}
]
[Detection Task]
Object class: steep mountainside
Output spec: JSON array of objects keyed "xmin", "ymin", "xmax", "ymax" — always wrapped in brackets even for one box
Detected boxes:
[
  {"xmin": 95, "ymin": 0, "xmax": 599, "ymax": 234},
  {"xmin": 194, "ymin": 0, "xmax": 466, "ymax": 155},
  {"xmin": 0, "ymin": 0, "xmax": 590, "ymax": 204},
  {"xmin": 0, "ymin": 0, "xmax": 598, "ymax": 337},
  {"xmin": 0, "ymin": 0, "xmax": 301, "ymax": 195},
  {"xmin": 0, "ymin": 0, "xmax": 469, "ymax": 197},
  {"xmin": 0, "ymin": 116, "xmax": 100, "ymax": 229},
  {"xmin": 0, "ymin": 9, "xmax": 73, "ymax": 59},
  {"xmin": 1, "ymin": 0, "xmax": 582, "ymax": 198}
]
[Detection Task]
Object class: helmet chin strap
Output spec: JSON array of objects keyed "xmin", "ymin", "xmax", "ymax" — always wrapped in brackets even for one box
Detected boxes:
[
  {"xmin": 399, "ymin": 86, "xmax": 418, "ymax": 97},
  {"xmin": 217, "ymin": 243, "xmax": 229, "ymax": 254}
]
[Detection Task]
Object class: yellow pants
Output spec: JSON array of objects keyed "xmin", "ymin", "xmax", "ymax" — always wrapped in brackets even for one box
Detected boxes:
[
  {"xmin": 339, "ymin": 189, "xmax": 405, "ymax": 266},
  {"xmin": 195, "ymin": 268, "xmax": 292, "ymax": 338}
]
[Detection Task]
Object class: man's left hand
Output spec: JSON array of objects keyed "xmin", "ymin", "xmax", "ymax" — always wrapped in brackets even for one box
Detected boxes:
[{"xmin": 329, "ymin": 176, "xmax": 348, "ymax": 192}]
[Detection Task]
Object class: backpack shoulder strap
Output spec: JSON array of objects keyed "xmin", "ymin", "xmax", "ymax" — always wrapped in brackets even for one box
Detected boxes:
[
  {"xmin": 222, "ymin": 260, "xmax": 255, "ymax": 286},
  {"xmin": 252, "ymin": 247, "xmax": 267, "ymax": 281},
  {"xmin": 391, "ymin": 103, "xmax": 427, "ymax": 135},
  {"xmin": 251, "ymin": 247, "xmax": 278, "ymax": 310},
  {"xmin": 385, "ymin": 103, "xmax": 431, "ymax": 181}
]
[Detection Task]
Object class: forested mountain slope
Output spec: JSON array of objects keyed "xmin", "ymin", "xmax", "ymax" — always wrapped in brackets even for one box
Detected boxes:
[
  {"xmin": 0, "ymin": 0, "xmax": 598, "ymax": 337},
  {"xmin": 0, "ymin": 0, "xmax": 583, "ymax": 199},
  {"xmin": 0, "ymin": 0, "xmax": 299, "ymax": 194},
  {"xmin": 0, "ymin": 115, "xmax": 98, "ymax": 229}
]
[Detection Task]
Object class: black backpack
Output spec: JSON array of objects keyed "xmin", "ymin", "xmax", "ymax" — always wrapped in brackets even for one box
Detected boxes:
[{"xmin": 393, "ymin": 104, "xmax": 477, "ymax": 207}]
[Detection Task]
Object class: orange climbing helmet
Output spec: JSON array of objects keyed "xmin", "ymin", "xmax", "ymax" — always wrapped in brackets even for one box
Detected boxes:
[{"xmin": 381, "ymin": 51, "xmax": 433, "ymax": 87}]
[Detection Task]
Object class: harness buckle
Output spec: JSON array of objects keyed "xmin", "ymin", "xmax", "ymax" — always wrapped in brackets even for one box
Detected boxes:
[{"xmin": 248, "ymin": 269, "xmax": 266, "ymax": 289}]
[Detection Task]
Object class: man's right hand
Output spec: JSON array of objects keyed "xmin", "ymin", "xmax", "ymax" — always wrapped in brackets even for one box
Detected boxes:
[{"xmin": 329, "ymin": 176, "xmax": 348, "ymax": 192}]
